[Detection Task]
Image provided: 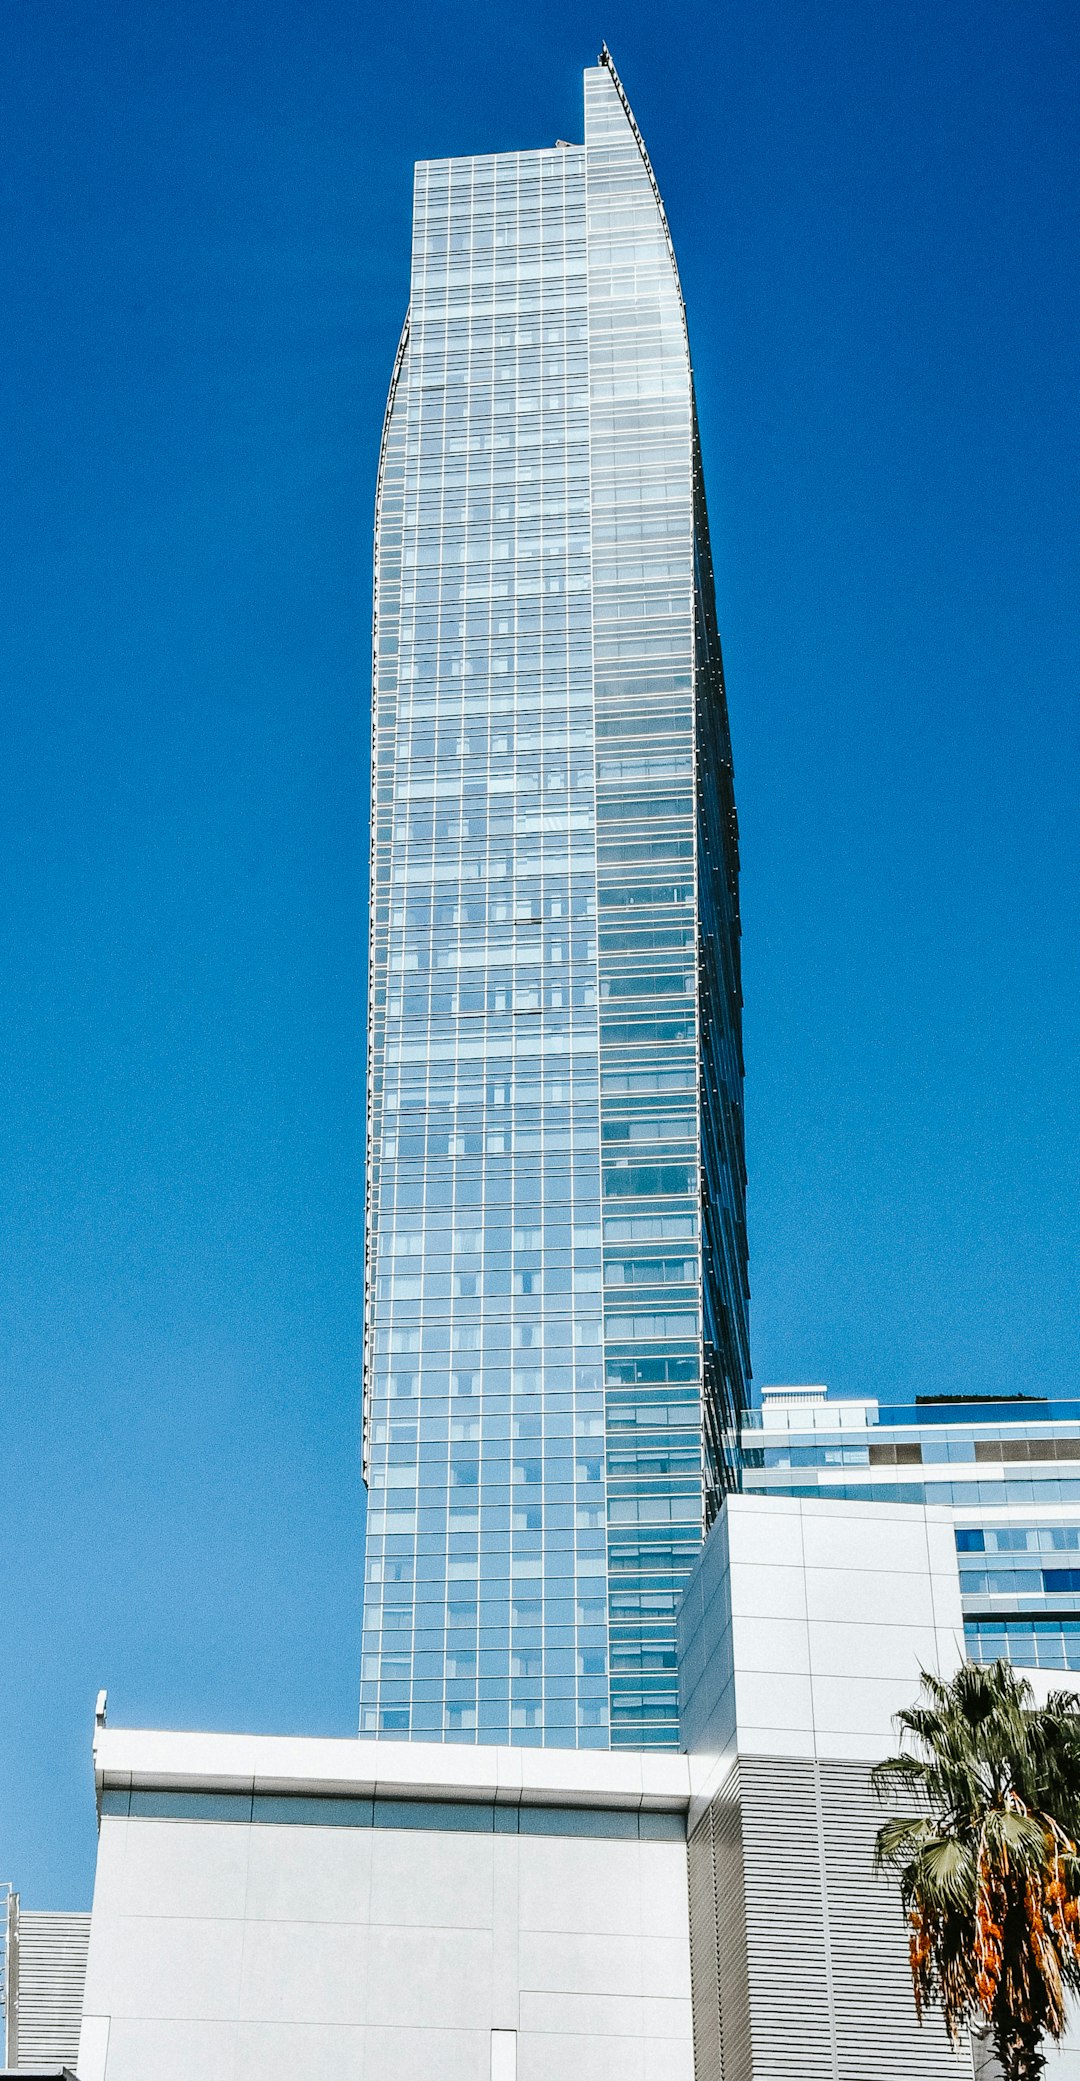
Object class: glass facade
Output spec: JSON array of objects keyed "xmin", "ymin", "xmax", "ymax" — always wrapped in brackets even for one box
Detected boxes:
[
  {"xmin": 359, "ymin": 54, "xmax": 750, "ymax": 1750},
  {"xmin": 745, "ymin": 1386, "xmax": 1080, "ymax": 1678}
]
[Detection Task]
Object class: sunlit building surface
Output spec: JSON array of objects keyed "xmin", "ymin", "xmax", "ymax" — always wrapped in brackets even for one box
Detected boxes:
[
  {"xmin": 360, "ymin": 52, "xmax": 750, "ymax": 1750},
  {"xmin": 744, "ymin": 1384, "xmax": 1080, "ymax": 1674}
]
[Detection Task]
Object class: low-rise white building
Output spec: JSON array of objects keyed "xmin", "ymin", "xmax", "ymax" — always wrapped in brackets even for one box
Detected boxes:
[
  {"xmin": 72, "ymin": 1495, "xmax": 1017, "ymax": 2081},
  {"xmin": 78, "ymin": 1727, "xmax": 695, "ymax": 2081}
]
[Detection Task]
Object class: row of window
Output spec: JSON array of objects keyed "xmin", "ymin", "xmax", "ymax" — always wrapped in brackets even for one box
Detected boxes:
[
  {"xmin": 384, "ymin": 1082, "xmax": 692, "ymax": 1111},
  {"xmin": 374, "ymin": 1272, "xmax": 692, "ymax": 1303},
  {"xmin": 368, "ymin": 1505, "xmax": 692, "ymax": 1533},
  {"xmin": 957, "ymin": 1526, "xmax": 1080, "ymax": 1553},
  {"xmin": 966, "ymin": 1621, "xmax": 1080, "ymax": 1673},
  {"xmin": 407, "ymin": 321, "xmax": 592, "ymax": 351},
  {"xmin": 376, "ymin": 1258, "xmax": 605, "ymax": 1282},
  {"xmin": 365, "ymin": 1715, "xmax": 610, "ymax": 1741},
  {"xmin": 961, "ymin": 1569, "xmax": 1080, "ymax": 1596},
  {"xmin": 750, "ymin": 1436, "xmax": 1080, "ymax": 1468},
  {"xmin": 364, "ymin": 1650, "xmax": 607, "ymax": 1678},
  {"xmin": 747, "ymin": 1479, "xmax": 1080, "ymax": 1507},
  {"xmin": 367, "ymin": 1599, "xmax": 606, "ymax": 1622},
  {"xmin": 375, "ymin": 844, "xmax": 690, "ymax": 880},
  {"xmin": 382, "ymin": 1217, "xmax": 685, "ymax": 1247},
  {"xmin": 103, "ymin": 1787, "xmax": 683, "ymax": 1840},
  {"xmin": 366, "ymin": 1385, "xmax": 606, "ymax": 1408},
  {"xmin": 366, "ymin": 1617, "xmax": 606, "ymax": 1643}
]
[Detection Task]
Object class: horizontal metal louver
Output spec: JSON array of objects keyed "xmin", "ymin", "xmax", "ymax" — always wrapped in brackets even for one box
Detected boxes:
[
  {"xmin": 688, "ymin": 1756, "xmax": 972, "ymax": 2081},
  {"xmin": 11, "ymin": 1910, "xmax": 90, "ymax": 2064},
  {"xmin": 689, "ymin": 1798, "xmax": 725, "ymax": 2081}
]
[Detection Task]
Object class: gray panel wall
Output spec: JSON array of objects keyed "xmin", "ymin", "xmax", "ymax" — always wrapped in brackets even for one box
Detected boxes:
[{"xmin": 688, "ymin": 1757, "xmax": 968, "ymax": 2081}]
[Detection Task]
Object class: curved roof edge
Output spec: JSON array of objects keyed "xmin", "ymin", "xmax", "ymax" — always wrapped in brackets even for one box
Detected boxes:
[
  {"xmin": 596, "ymin": 45, "xmax": 690, "ymax": 363},
  {"xmin": 374, "ymin": 311, "xmax": 410, "ymax": 521}
]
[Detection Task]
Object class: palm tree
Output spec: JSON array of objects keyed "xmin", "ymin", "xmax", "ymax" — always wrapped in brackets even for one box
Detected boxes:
[{"xmin": 873, "ymin": 1661, "xmax": 1080, "ymax": 2079}]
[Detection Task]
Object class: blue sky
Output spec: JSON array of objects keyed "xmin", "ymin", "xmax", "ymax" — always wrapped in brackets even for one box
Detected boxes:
[{"xmin": 2, "ymin": 0, "xmax": 1077, "ymax": 1906}]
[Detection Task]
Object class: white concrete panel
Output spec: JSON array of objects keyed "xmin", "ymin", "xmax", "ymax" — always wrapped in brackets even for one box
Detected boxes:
[
  {"xmin": 233, "ymin": 2021, "xmax": 366, "ymax": 2080},
  {"xmin": 736, "ymin": 1724, "xmax": 817, "ymax": 1760},
  {"xmin": 491, "ymin": 1833, "xmax": 521, "ymax": 2027},
  {"xmin": 679, "ymin": 1493, "xmax": 971, "ymax": 1764},
  {"xmin": 725, "ymin": 1502, "xmax": 805, "ymax": 1568},
  {"xmin": 368, "ymin": 1826, "xmax": 495, "ymax": 1929},
  {"xmin": 732, "ymin": 1670, "xmax": 815, "ymax": 1733},
  {"xmin": 365, "ymin": 1925, "xmax": 494, "ymax": 2029},
  {"xmin": 805, "ymin": 1618, "xmax": 946, "ymax": 1682},
  {"xmin": 519, "ymin": 1990, "xmax": 691, "ymax": 2041},
  {"xmin": 85, "ymin": 1818, "xmax": 129, "ymax": 1921},
  {"xmin": 117, "ymin": 1818, "xmax": 250, "ymax": 1920},
  {"xmin": 89, "ymin": 1911, "xmax": 245, "ymax": 2020},
  {"xmin": 519, "ymin": 1989, "xmax": 643, "ymax": 2036},
  {"xmin": 642, "ymin": 2036, "xmax": 696, "ymax": 2080},
  {"xmin": 924, "ymin": 1516, "xmax": 962, "ymax": 1576},
  {"xmin": 813, "ymin": 1727, "xmax": 909, "ymax": 1762},
  {"xmin": 804, "ymin": 1565, "xmax": 936, "ymax": 1628},
  {"xmin": 729, "ymin": 1614, "xmax": 811, "ymax": 1676},
  {"xmin": 642, "ymin": 1937, "xmax": 693, "ymax": 2002},
  {"xmin": 519, "ymin": 1929, "xmax": 690, "ymax": 2001},
  {"xmin": 364, "ymin": 2023, "xmax": 487, "ymax": 2080},
  {"xmin": 518, "ymin": 1930, "xmax": 645, "ymax": 1997},
  {"xmin": 517, "ymin": 1839, "xmax": 649, "ymax": 1937},
  {"xmin": 811, "ymin": 1672, "xmax": 934, "ymax": 1742},
  {"xmin": 928, "ymin": 1566, "xmax": 966, "ymax": 1644},
  {"xmin": 76, "ymin": 2013, "xmax": 110, "ymax": 2081},
  {"xmin": 237, "ymin": 1919, "xmax": 368, "ymax": 2025},
  {"xmin": 518, "ymin": 2030, "xmax": 645, "ymax": 2081},
  {"xmin": 244, "ymin": 1822, "xmax": 373, "ymax": 1924},
  {"xmin": 641, "ymin": 1996, "xmax": 693, "ymax": 2039},
  {"xmin": 798, "ymin": 1508, "xmax": 939, "ymax": 1575},
  {"xmin": 101, "ymin": 2016, "xmax": 238, "ymax": 2081},
  {"xmin": 636, "ymin": 1847, "xmax": 693, "ymax": 1941},
  {"xmin": 726, "ymin": 1563, "xmax": 807, "ymax": 1623}
]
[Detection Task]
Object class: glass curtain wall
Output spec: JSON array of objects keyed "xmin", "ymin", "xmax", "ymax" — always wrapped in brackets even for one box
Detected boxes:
[
  {"xmin": 744, "ymin": 1390, "xmax": 1080, "ymax": 1687},
  {"xmin": 360, "ymin": 54, "xmax": 749, "ymax": 1750}
]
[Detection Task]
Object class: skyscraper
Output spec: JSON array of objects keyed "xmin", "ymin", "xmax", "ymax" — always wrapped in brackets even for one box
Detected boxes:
[{"xmin": 360, "ymin": 51, "xmax": 750, "ymax": 1751}]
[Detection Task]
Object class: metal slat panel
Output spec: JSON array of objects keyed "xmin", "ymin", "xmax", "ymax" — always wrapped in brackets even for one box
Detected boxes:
[
  {"xmin": 740, "ymin": 1760, "xmax": 836, "ymax": 2078},
  {"xmin": 817, "ymin": 1762, "xmax": 962, "ymax": 2081},
  {"xmin": 713, "ymin": 1772, "xmax": 753, "ymax": 2081},
  {"xmin": 689, "ymin": 1798, "xmax": 725, "ymax": 2081},
  {"xmin": 11, "ymin": 1912, "xmax": 90, "ymax": 2064},
  {"xmin": 687, "ymin": 1758, "xmax": 972, "ymax": 2081}
]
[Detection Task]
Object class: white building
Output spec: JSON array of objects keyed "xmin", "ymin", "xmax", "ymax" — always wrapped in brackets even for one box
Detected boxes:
[
  {"xmin": 78, "ymin": 1725, "xmax": 695, "ymax": 2081},
  {"xmin": 71, "ymin": 1493, "xmax": 1056, "ymax": 2081}
]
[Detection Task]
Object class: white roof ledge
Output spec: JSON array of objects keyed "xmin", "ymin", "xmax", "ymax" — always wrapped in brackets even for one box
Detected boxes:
[{"xmin": 94, "ymin": 1727, "xmax": 692, "ymax": 1812}]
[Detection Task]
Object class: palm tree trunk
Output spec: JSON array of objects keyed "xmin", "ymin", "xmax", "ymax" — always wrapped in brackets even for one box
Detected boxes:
[
  {"xmin": 971, "ymin": 2020, "xmax": 1002, "ymax": 2078},
  {"xmin": 992, "ymin": 2011, "xmax": 1045, "ymax": 2081}
]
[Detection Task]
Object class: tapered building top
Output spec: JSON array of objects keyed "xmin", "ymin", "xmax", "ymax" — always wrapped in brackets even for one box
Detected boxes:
[{"xmin": 361, "ymin": 56, "xmax": 748, "ymax": 1752}]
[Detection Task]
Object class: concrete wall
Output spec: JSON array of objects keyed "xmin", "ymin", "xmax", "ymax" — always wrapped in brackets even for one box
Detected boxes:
[
  {"xmin": 678, "ymin": 1495, "xmax": 966, "ymax": 1790},
  {"xmin": 78, "ymin": 1732, "xmax": 696, "ymax": 2081},
  {"xmin": 680, "ymin": 1498, "xmax": 971, "ymax": 2080}
]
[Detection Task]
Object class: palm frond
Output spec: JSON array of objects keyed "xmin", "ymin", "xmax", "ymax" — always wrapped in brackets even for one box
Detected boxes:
[{"xmin": 871, "ymin": 1659, "xmax": 1080, "ymax": 2069}]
